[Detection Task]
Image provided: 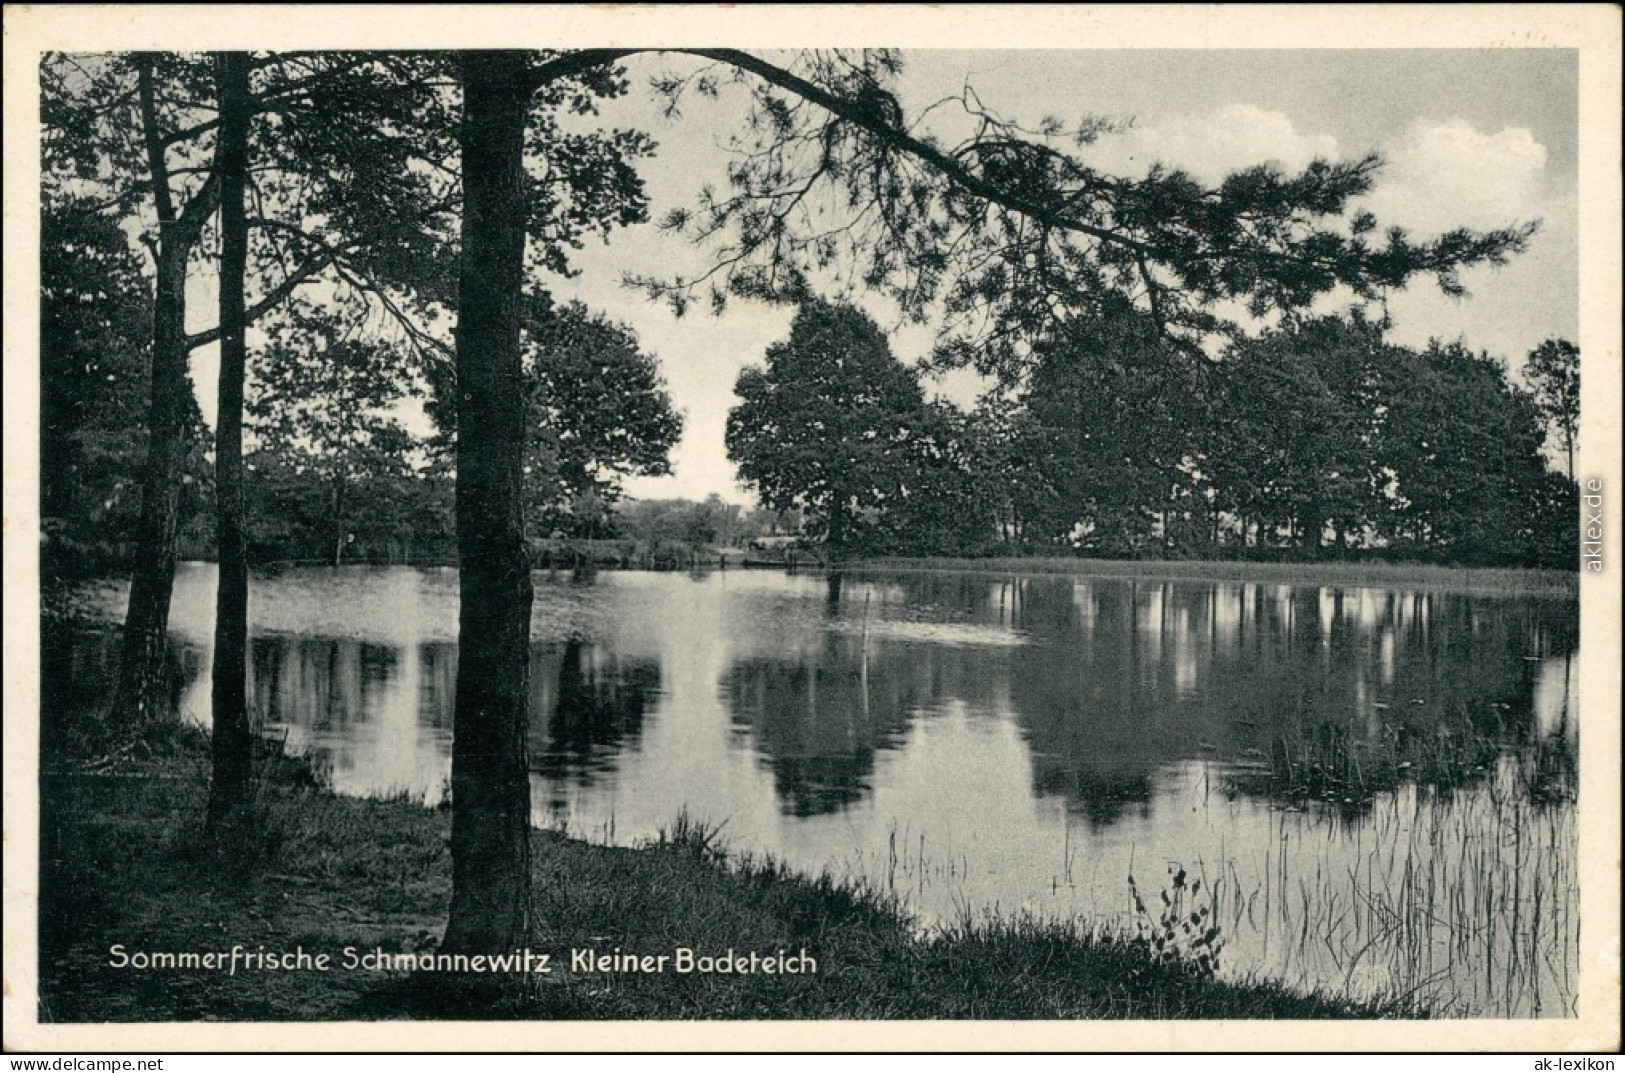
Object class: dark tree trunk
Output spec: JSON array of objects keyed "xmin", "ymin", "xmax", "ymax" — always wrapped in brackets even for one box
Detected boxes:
[
  {"xmin": 825, "ymin": 498, "xmax": 848, "ymax": 561},
  {"xmin": 1300, "ymin": 492, "xmax": 1325, "ymax": 554},
  {"xmin": 441, "ymin": 50, "xmax": 536, "ymax": 957},
  {"xmin": 113, "ymin": 57, "xmax": 217, "ymax": 730},
  {"xmin": 207, "ymin": 51, "xmax": 254, "ymax": 838}
]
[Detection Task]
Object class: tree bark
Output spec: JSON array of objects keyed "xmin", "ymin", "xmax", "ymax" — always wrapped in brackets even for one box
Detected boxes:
[
  {"xmin": 113, "ymin": 56, "xmax": 217, "ymax": 730},
  {"xmin": 1300, "ymin": 492, "xmax": 1325, "ymax": 554},
  {"xmin": 207, "ymin": 51, "xmax": 254, "ymax": 839},
  {"xmin": 441, "ymin": 51, "xmax": 536, "ymax": 957},
  {"xmin": 825, "ymin": 498, "xmax": 849, "ymax": 560},
  {"xmin": 331, "ymin": 478, "xmax": 345, "ymax": 567}
]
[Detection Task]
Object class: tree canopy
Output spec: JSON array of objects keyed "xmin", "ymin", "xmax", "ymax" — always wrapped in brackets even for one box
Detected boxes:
[
  {"xmin": 1523, "ymin": 337, "xmax": 1580, "ymax": 479},
  {"xmin": 727, "ymin": 299, "xmax": 930, "ymax": 554},
  {"xmin": 40, "ymin": 195, "xmax": 212, "ymax": 575},
  {"xmin": 425, "ymin": 298, "xmax": 682, "ymax": 539}
]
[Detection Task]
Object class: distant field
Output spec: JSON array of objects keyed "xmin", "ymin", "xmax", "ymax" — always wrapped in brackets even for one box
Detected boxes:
[{"xmin": 849, "ymin": 556, "xmax": 1579, "ymax": 597}]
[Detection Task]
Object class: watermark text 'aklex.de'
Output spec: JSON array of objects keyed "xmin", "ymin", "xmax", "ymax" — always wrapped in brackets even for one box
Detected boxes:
[{"xmin": 1582, "ymin": 478, "xmax": 1604, "ymax": 572}]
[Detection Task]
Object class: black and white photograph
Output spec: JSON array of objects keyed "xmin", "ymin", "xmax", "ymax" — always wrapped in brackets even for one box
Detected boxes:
[{"xmin": 4, "ymin": 4, "xmax": 1620, "ymax": 1053}]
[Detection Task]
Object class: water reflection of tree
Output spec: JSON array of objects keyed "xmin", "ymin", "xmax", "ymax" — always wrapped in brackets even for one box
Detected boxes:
[
  {"xmin": 993, "ymin": 577, "xmax": 1579, "ymax": 821},
  {"xmin": 41, "ymin": 624, "xmax": 136, "ymax": 751},
  {"xmin": 1208, "ymin": 592, "xmax": 1578, "ymax": 812},
  {"xmin": 1006, "ymin": 580, "xmax": 1166, "ymax": 826},
  {"xmin": 51, "ymin": 574, "xmax": 1578, "ymax": 827},
  {"xmin": 1520, "ymin": 709, "xmax": 1577, "ymax": 807},
  {"xmin": 527, "ymin": 638, "xmax": 660, "ymax": 786},
  {"xmin": 417, "ymin": 643, "xmax": 457, "ymax": 730},
  {"xmin": 722, "ymin": 633, "xmax": 926, "ymax": 817},
  {"xmin": 247, "ymin": 636, "xmax": 458, "ymax": 733},
  {"xmin": 226, "ymin": 631, "xmax": 669, "ymax": 791},
  {"xmin": 250, "ymin": 637, "xmax": 397, "ymax": 731},
  {"xmin": 896, "ymin": 571, "xmax": 1023, "ymax": 622}
]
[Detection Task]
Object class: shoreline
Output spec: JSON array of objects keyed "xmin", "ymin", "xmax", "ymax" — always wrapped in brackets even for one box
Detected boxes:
[
  {"xmin": 61, "ymin": 555, "xmax": 1579, "ymax": 598},
  {"xmin": 838, "ymin": 556, "xmax": 1578, "ymax": 596},
  {"xmin": 36, "ymin": 732, "xmax": 1413, "ymax": 1022}
]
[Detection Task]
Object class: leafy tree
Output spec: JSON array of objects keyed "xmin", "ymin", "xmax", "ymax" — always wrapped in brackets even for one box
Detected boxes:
[
  {"xmin": 1205, "ymin": 316, "xmax": 1386, "ymax": 551},
  {"xmin": 698, "ymin": 494, "xmax": 746, "ymax": 547},
  {"xmin": 1013, "ymin": 310, "xmax": 1200, "ymax": 554},
  {"xmin": 243, "ymin": 462, "xmax": 454, "ymax": 565},
  {"xmin": 524, "ymin": 301, "xmax": 681, "ymax": 524},
  {"xmin": 1376, "ymin": 340, "xmax": 1552, "ymax": 564},
  {"xmin": 246, "ymin": 301, "xmax": 418, "ymax": 564},
  {"xmin": 40, "ymin": 196, "xmax": 212, "ymax": 575},
  {"xmin": 1522, "ymin": 338, "xmax": 1579, "ymax": 480},
  {"xmin": 44, "ymin": 53, "xmax": 227, "ymax": 729},
  {"xmin": 41, "ymin": 51, "xmax": 457, "ymax": 727},
  {"xmin": 727, "ymin": 299, "xmax": 929, "ymax": 555},
  {"xmin": 197, "ymin": 50, "xmax": 461, "ymax": 803},
  {"xmin": 46, "ymin": 49, "xmax": 654, "ymax": 856},
  {"xmin": 613, "ymin": 496, "xmax": 764, "ymax": 550},
  {"xmin": 427, "ymin": 298, "xmax": 682, "ymax": 538},
  {"xmin": 1523, "ymin": 469, "xmax": 1581, "ymax": 570},
  {"xmin": 884, "ymin": 401, "xmax": 1002, "ymax": 556},
  {"xmin": 959, "ymin": 393, "xmax": 1042, "ymax": 550}
]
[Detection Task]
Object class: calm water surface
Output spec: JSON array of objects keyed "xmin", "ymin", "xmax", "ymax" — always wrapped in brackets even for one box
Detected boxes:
[{"xmin": 54, "ymin": 562, "xmax": 1579, "ymax": 1016}]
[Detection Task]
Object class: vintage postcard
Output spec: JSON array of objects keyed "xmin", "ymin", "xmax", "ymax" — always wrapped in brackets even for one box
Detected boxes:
[{"xmin": 4, "ymin": 4, "xmax": 1620, "ymax": 1053}]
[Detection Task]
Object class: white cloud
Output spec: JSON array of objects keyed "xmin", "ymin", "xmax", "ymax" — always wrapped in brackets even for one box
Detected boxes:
[
  {"xmin": 1357, "ymin": 119, "xmax": 1572, "ymax": 368},
  {"xmin": 1379, "ymin": 185, "xmax": 1576, "ymax": 369},
  {"xmin": 1362, "ymin": 119, "xmax": 1550, "ymax": 235},
  {"xmin": 1088, "ymin": 105, "xmax": 1340, "ymax": 184},
  {"xmin": 1085, "ymin": 110, "xmax": 1571, "ymax": 368}
]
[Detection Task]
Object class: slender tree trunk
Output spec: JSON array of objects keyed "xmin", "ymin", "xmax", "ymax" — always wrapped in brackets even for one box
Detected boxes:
[
  {"xmin": 207, "ymin": 51, "xmax": 254, "ymax": 839},
  {"xmin": 113, "ymin": 57, "xmax": 216, "ymax": 730},
  {"xmin": 331, "ymin": 478, "xmax": 345, "ymax": 567},
  {"xmin": 1301, "ymin": 492, "xmax": 1325, "ymax": 555},
  {"xmin": 442, "ymin": 50, "xmax": 536, "ymax": 957},
  {"xmin": 115, "ymin": 246, "xmax": 188, "ymax": 729}
]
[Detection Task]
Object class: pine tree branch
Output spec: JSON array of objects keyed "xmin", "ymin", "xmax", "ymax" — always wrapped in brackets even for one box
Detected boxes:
[
  {"xmin": 525, "ymin": 48, "xmax": 1163, "ymax": 260},
  {"xmin": 184, "ymin": 248, "xmax": 333, "ymax": 351}
]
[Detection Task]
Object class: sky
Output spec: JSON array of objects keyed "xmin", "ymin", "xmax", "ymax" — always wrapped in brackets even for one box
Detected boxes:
[
  {"xmin": 188, "ymin": 48, "xmax": 1579, "ymax": 505},
  {"xmin": 552, "ymin": 49, "xmax": 1579, "ymax": 502}
]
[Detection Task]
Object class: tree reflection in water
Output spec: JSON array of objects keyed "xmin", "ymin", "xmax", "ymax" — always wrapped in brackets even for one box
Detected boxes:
[{"xmin": 529, "ymin": 637, "xmax": 661, "ymax": 787}]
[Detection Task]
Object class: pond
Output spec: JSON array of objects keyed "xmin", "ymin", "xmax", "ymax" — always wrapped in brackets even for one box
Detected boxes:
[{"xmin": 50, "ymin": 562, "xmax": 1579, "ymax": 1017}]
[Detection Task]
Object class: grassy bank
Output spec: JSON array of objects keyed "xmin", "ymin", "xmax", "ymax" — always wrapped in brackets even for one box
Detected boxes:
[
  {"xmin": 36, "ymin": 733, "xmax": 1416, "ymax": 1022},
  {"xmin": 849, "ymin": 556, "xmax": 1578, "ymax": 596}
]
